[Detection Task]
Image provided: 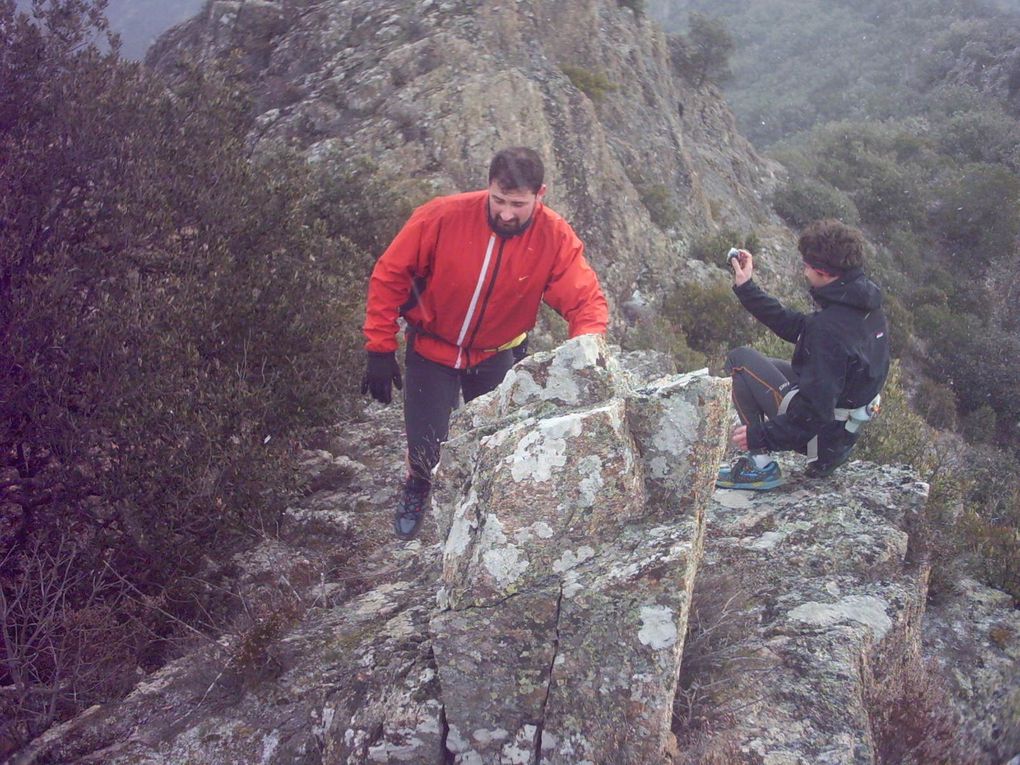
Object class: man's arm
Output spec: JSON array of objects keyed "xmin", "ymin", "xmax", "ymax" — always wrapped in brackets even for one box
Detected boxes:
[
  {"xmin": 729, "ymin": 249, "xmax": 804, "ymax": 343},
  {"xmin": 542, "ymin": 229, "xmax": 609, "ymax": 336},
  {"xmin": 363, "ymin": 206, "xmax": 434, "ymax": 353}
]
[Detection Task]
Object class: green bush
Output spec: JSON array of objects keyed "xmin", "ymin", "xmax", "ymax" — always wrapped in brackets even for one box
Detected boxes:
[
  {"xmin": 669, "ymin": 13, "xmax": 735, "ymax": 88},
  {"xmin": 661, "ymin": 280, "xmax": 757, "ymax": 370},
  {"xmin": 934, "ymin": 162, "xmax": 1020, "ymax": 269},
  {"xmin": 687, "ymin": 229, "xmax": 760, "ymax": 264},
  {"xmin": 0, "ymin": 0, "xmax": 409, "ymax": 744},
  {"xmin": 915, "ymin": 379, "xmax": 958, "ymax": 431},
  {"xmin": 772, "ymin": 175, "xmax": 861, "ymax": 228},
  {"xmin": 562, "ymin": 64, "xmax": 618, "ymax": 103},
  {"xmin": 616, "ymin": 0, "xmax": 645, "ymax": 16},
  {"xmin": 635, "ymin": 182, "xmax": 681, "ymax": 231}
]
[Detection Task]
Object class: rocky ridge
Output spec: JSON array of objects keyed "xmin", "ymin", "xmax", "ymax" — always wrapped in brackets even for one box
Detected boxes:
[
  {"xmin": 146, "ymin": 0, "xmax": 798, "ymax": 332},
  {"xmin": 16, "ymin": 338, "xmax": 1019, "ymax": 765}
]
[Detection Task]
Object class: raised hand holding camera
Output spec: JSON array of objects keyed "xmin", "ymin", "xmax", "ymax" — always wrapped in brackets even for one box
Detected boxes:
[{"xmin": 727, "ymin": 247, "xmax": 753, "ymax": 286}]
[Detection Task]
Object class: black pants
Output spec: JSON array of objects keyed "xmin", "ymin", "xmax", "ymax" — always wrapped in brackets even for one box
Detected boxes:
[
  {"xmin": 403, "ymin": 343, "xmax": 515, "ymax": 484},
  {"xmin": 725, "ymin": 346, "xmax": 798, "ymax": 447}
]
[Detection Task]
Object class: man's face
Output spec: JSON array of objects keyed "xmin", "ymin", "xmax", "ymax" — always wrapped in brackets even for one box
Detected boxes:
[
  {"xmin": 487, "ymin": 181, "xmax": 546, "ymax": 237},
  {"xmin": 803, "ymin": 261, "xmax": 838, "ymax": 289}
]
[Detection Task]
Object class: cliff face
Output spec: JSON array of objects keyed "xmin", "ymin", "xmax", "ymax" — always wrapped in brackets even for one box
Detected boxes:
[{"xmin": 147, "ymin": 0, "xmax": 793, "ymax": 326}]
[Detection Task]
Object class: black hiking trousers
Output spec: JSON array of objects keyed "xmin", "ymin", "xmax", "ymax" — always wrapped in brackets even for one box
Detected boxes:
[
  {"xmin": 403, "ymin": 340, "xmax": 515, "ymax": 485},
  {"xmin": 725, "ymin": 346, "xmax": 798, "ymax": 450}
]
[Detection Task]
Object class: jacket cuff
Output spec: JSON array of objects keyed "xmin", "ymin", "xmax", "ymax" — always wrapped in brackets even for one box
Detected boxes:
[{"xmin": 733, "ymin": 278, "xmax": 757, "ymax": 296}]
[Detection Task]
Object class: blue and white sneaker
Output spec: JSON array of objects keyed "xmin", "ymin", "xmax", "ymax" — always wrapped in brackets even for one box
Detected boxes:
[{"xmin": 716, "ymin": 456, "xmax": 784, "ymax": 491}]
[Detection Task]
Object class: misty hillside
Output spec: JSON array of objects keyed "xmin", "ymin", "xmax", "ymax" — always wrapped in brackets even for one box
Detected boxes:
[{"xmin": 649, "ymin": 0, "xmax": 1020, "ymax": 146}]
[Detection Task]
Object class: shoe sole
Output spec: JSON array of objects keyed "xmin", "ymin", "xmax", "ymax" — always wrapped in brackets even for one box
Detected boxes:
[{"xmin": 715, "ymin": 477, "xmax": 785, "ymax": 491}]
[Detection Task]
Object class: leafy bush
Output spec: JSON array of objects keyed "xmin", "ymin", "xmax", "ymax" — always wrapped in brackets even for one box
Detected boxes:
[
  {"xmin": 934, "ymin": 162, "xmax": 1020, "ymax": 269},
  {"xmin": 0, "ymin": 0, "xmax": 409, "ymax": 746},
  {"xmin": 616, "ymin": 0, "xmax": 645, "ymax": 16},
  {"xmin": 669, "ymin": 13, "xmax": 735, "ymax": 88},
  {"xmin": 661, "ymin": 280, "xmax": 758, "ymax": 369},
  {"xmin": 915, "ymin": 379, "xmax": 958, "ymax": 431},
  {"xmin": 561, "ymin": 64, "xmax": 617, "ymax": 103},
  {"xmin": 772, "ymin": 174, "xmax": 861, "ymax": 227},
  {"xmin": 635, "ymin": 182, "xmax": 681, "ymax": 231},
  {"xmin": 686, "ymin": 229, "xmax": 760, "ymax": 264}
]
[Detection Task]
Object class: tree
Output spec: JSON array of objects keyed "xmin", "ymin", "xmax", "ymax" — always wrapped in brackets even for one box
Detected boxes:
[
  {"xmin": 1, "ymin": 0, "xmax": 400, "ymax": 749},
  {"xmin": 671, "ymin": 13, "xmax": 735, "ymax": 88}
]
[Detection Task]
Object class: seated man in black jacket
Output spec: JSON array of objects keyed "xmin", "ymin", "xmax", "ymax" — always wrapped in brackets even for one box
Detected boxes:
[{"xmin": 717, "ymin": 219, "xmax": 890, "ymax": 490}]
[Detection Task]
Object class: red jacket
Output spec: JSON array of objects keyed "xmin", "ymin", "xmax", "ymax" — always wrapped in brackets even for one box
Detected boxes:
[{"xmin": 364, "ymin": 190, "xmax": 609, "ymax": 369}]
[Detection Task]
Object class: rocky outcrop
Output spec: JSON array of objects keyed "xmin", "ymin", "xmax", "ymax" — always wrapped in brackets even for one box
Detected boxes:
[
  {"xmin": 16, "ymin": 340, "xmax": 1018, "ymax": 765},
  {"xmin": 429, "ymin": 337, "xmax": 729, "ymax": 763},
  {"xmin": 146, "ymin": 0, "xmax": 793, "ymax": 331},
  {"xmin": 700, "ymin": 459, "xmax": 930, "ymax": 762}
]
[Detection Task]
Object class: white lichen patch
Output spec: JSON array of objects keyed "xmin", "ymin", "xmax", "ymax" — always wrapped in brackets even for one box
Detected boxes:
[
  {"xmin": 260, "ymin": 731, "xmax": 280, "ymax": 764},
  {"xmin": 446, "ymin": 488, "xmax": 479, "ymax": 558},
  {"xmin": 787, "ymin": 595, "xmax": 893, "ymax": 641},
  {"xmin": 562, "ymin": 570, "xmax": 583, "ymax": 598},
  {"xmin": 554, "ymin": 333, "xmax": 604, "ymax": 370},
  {"xmin": 478, "ymin": 515, "xmax": 529, "ymax": 588},
  {"xmin": 508, "ymin": 414, "xmax": 583, "ymax": 482},
  {"xmin": 638, "ymin": 605, "xmax": 678, "ymax": 649},
  {"xmin": 577, "ymin": 456, "xmax": 605, "ymax": 506},
  {"xmin": 512, "ymin": 520, "xmax": 555, "ymax": 544},
  {"xmin": 472, "ymin": 727, "xmax": 509, "ymax": 745},
  {"xmin": 552, "ymin": 546, "xmax": 596, "ymax": 573},
  {"xmin": 652, "ymin": 399, "xmax": 699, "ymax": 460},
  {"xmin": 749, "ymin": 530, "xmax": 788, "ymax": 550}
]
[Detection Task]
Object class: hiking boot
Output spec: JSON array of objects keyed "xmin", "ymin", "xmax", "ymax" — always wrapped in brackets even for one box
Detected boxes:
[
  {"xmin": 805, "ymin": 448, "xmax": 853, "ymax": 479},
  {"xmin": 716, "ymin": 456, "xmax": 784, "ymax": 491},
  {"xmin": 394, "ymin": 480, "xmax": 430, "ymax": 540}
]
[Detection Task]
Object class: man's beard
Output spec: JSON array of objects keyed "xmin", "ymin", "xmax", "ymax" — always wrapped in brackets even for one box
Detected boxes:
[{"xmin": 488, "ymin": 210, "xmax": 533, "ymax": 238}]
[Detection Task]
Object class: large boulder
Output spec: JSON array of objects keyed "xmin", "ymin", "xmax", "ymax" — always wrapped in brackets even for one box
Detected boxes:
[{"xmin": 429, "ymin": 335, "xmax": 730, "ymax": 764}]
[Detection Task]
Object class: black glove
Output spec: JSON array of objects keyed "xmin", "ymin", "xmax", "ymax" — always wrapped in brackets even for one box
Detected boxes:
[{"xmin": 360, "ymin": 351, "xmax": 403, "ymax": 404}]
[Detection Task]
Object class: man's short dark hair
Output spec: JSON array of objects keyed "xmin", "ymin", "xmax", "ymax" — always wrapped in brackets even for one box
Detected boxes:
[
  {"xmin": 798, "ymin": 219, "xmax": 867, "ymax": 273},
  {"xmin": 488, "ymin": 147, "xmax": 544, "ymax": 193}
]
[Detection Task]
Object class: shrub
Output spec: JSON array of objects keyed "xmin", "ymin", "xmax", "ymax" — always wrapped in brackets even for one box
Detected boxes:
[
  {"xmin": 661, "ymin": 280, "xmax": 757, "ymax": 370},
  {"xmin": 635, "ymin": 181, "xmax": 681, "ymax": 231},
  {"xmin": 561, "ymin": 64, "xmax": 617, "ymax": 103},
  {"xmin": 0, "ymin": 0, "xmax": 408, "ymax": 746},
  {"xmin": 915, "ymin": 378, "xmax": 958, "ymax": 431},
  {"xmin": 686, "ymin": 229, "xmax": 760, "ymax": 264},
  {"xmin": 867, "ymin": 651, "xmax": 976, "ymax": 764},
  {"xmin": 616, "ymin": 0, "xmax": 645, "ymax": 16},
  {"xmin": 670, "ymin": 13, "xmax": 735, "ymax": 88},
  {"xmin": 772, "ymin": 175, "xmax": 861, "ymax": 228}
]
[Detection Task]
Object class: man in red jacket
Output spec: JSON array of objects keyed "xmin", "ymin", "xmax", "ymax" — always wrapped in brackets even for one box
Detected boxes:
[{"xmin": 361, "ymin": 147, "xmax": 609, "ymax": 539}]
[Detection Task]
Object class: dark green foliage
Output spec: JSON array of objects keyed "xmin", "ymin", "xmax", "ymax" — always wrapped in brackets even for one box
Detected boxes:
[
  {"xmin": 915, "ymin": 379, "xmax": 958, "ymax": 431},
  {"xmin": 669, "ymin": 13, "xmax": 735, "ymax": 88},
  {"xmin": 635, "ymin": 181, "xmax": 681, "ymax": 230},
  {"xmin": 616, "ymin": 0, "xmax": 645, "ymax": 16},
  {"xmin": 772, "ymin": 174, "xmax": 860, "ymax": 227},
  {"xmin": 0, "ymin": 0, "xmax": 409, "ymax": 747},
  {"xmin": 686, "ymin": 229, "xmax": 760, "ymax": 264},
  {"xmin": 561, "ymin": 64, "xmax": 618, "ymax": 102},
  {"xmin": 934, "ymin": 162, "xmax": 1020, "ymax": 268},
  {"xmin": 661, "ymin": 280, "xmax": 757, "ymax": 369}
]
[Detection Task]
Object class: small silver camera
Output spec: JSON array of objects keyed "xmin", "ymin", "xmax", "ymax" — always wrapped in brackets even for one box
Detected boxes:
[{"xmin": 727, "ymin": 248, "xmax": 741, "ymax": 262}]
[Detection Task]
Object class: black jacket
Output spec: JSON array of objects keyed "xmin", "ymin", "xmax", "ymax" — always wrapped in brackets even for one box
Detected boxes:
[{"xmin": 734, "ymin": 268, "xmax": 890, "ymax": 462}]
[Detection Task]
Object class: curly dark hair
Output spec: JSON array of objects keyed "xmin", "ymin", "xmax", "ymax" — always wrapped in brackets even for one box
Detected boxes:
[
  {"xmin": 488, "ymin": 147, "xmax": 544, "ymax": 193},
  {"xmin": 797, "ymin": 219, "xmax": 867, "ymax": 273}
]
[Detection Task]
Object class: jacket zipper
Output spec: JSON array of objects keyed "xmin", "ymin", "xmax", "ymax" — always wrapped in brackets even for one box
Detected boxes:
[{"xmin": 453, "ymin": 234, "xmax": 498, "ymax": 369}]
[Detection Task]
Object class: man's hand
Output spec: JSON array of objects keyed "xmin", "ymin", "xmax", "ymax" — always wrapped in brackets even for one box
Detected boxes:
[
  {"xmin": 730, "ymin": 248, "xmax": 753, "ymax": 286},
  {"xmin": 361, "ymin": 351, "xmax": 403, "ymax": 404},
  {"xmin": 731, "ymin": 424, "xmax": 749, "ymax": 451}
]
